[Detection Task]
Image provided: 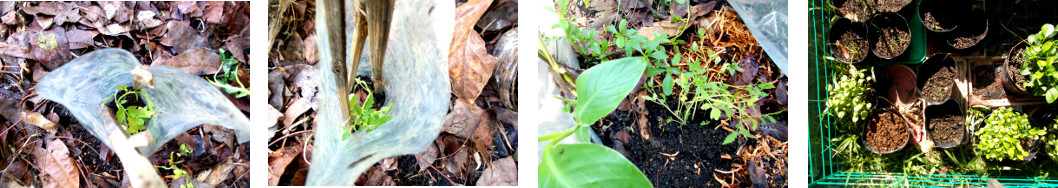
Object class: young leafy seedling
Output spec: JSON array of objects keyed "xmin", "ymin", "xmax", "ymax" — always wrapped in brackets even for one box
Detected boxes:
[
  {"xmin": 342, "ymin": 78, "xmax": 393, "ymax": 140},
  {"xmin": 539, "ymin": 57, "xmax": 652, "ymax": 187},
  {"xmin": 976, "ymin": 107, "xmax": 1044, "ymax": 161},
  {"xmin": 113, "ymin": 85, "xmax": 155, "ymax": 135},
  {"xmin": 1021, "ymin": 23, "xmax": 1058, "ymax": 103}
]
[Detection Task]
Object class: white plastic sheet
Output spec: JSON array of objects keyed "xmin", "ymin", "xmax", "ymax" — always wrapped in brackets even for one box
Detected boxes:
[{"xmin": 728, "ymin": 0, "xmax": 788, "ymax": 76}]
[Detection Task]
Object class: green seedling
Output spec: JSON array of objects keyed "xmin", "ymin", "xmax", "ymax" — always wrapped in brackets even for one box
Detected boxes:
[
  {"xmin": 342, "ymin": 78, "xmax": 393, "ymax": 140},
  {"xmin": 113, "ymin": 85, "xmax": 155, "ymax": 135},
  {"xmin": 539, "ymin": 57, "xmax": 652, "ymax": 187},
  {"xmin": 158, "ymin": 145, "xmax": 193, "ymax": 188},
  {"xmin": 976, "ymin": 107, "xmax": 1044, "ymax": 161},
  {"xmin": 1021, "ymin": 23, "xmax": 1058, "ymax": 103},
  {"xmin": 209, "ymin": 49, "xmax": 250, "ymax": 98},
  {"xmin": 824, "ymin": 65, "xmax": 874, "ymax": 124}
]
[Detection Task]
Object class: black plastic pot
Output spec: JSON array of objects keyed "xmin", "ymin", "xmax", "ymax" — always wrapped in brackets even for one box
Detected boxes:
[
  {"xmin": 916, "ymin": 53, "xmax": 956, "ymax": 105},
  {"xmin": 874, "ymin": 0, "xmax": 912, "ymax": 13},
  {"xmin": 918, "ymin": 0, "xmax": 960, "ymax": 32},
  {"xmin": 946, "ymin": 19, "xmax": 988, "ymax": 50},
  {"xmin": 1000, "ymin": 41, "xmax": 1033, "ymax": 96},
  {"xmin": 869, "ymin": 13, "xmax": 912, "ymax": 60},
  {"xmin": 925, "ymin": 99, "xmax": 965, "ymax": 148},
  {"xmin": 833, "ymin": 0, "xmax": 874, "ymax": 23},
  {"xmin": 863, "ymin": 108, "xmax": 912, "ymax": 154},
  {"xmin": 828, "ymin": 18, "xmax": 870, "ymax": 64}
]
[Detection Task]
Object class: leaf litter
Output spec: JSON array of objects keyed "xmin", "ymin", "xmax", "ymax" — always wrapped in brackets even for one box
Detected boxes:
[
  {"xmin": 267, "ymin": 0, "xmax": 518, "ymax": 185},
  {"xmin": 0, "ymin": 2, "xmax": 251, "ymax": 187}
]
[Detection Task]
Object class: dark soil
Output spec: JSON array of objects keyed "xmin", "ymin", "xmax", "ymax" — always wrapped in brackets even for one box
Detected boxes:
[
  {"xmin": 922, "ymin": 66, "xmax": 955, "ymax": 102},
  {"xmin": 921, "ymin": 11, "xmax": 956, "ymax": 32},
  {"xmin": 873, "ymin": 27, "xmax": 910, "ymax": 59},
  {"xmin": 875, "ymin": 0, "xmax": 912, "ymax": 12},
  {"xmin": 949, "ymin": 21, "xmax": 988, "ymax": 49},
  {"xmin": 594, "ymin": 101, "xmax": 736, "ymax": 187},
  {"xmin": 836, "ymin": 31, "xmax": 869, "ymax": 63},
  {"xmin": 1008, "ymin": 48, "xmax": 1030, "ymax": 92},
  {"xmin": 972, "ymin": 65, "xmax": 1004, "ymax": 99},
  {"xmin": 835, "ymin": 0, "xmax": 873, "ymax": 22},
  {"xmin": 865, "ymin": 111, "xmax": 909, "ymax": 153},
  {"xmin": 928, "ymin": 116, "xmax": 964, "ymax": 145}
]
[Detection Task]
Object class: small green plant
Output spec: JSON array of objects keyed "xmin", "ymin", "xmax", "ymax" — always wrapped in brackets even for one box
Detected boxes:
[
  {"xmin": 159, "ymin": 144, "xmax": 193, "ymax": 188},
  {"xmin": 607, "ymin": 19, "xmax": 672, "ymax": 61},
  {"xmin": 113, "ymin": 85, "xmax": 155, "ymax": 135},
  {"xmin": 539, "ymin": 57, "xmax": 652, "ymax": 187},
  {"xmin": 824, "ymin": 65, "xmax": 874, "ymax": 124},
  {"xmin": 342, "ymin": 78, "xmax": 393, "ymax": 140},
  {"xmin": 1046, "ymin": 116, "xmax": 1058, "ymax": 162},
  {"xmin": 1021, "ymin": 23, "xmax": 1058, "ymax": 103},
  {"xmin": 976, "ymin": 107, "xmax": 1045, "ymax": 161},
  {"xmin": 208, "ymin": 49, "xmax": 250, "ymax": 98}
]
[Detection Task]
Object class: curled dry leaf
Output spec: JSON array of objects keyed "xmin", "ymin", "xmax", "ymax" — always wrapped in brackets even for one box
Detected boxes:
[
  {"xmin": 157, "ymin": 48, "xmax": 220, "ymax": 75},
  {"xmin": 38, "ymin": 139, "xmax": 80, "ymax": 188},
  {"xmin": 268, "ymin": 146, "xmax": 302, "ymax": 186},
  {"xmin": 22, "ymin": 112, "xmax": 56, "ymax": 130},
  {"xmin": 449, "ymin": 0, "xmax": 498, "ymax": 103},
  {"xmin": 65, "ymin": 29, "xmax": 96, "ymax": 49},
  {"xmin": 443, "ymin": 101, "xmax": 485, "ymax": 138}
]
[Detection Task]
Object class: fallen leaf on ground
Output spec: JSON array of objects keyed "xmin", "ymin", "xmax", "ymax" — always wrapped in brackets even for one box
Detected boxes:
[
  {"xmin": 23, "ymin": 112, "xmax": 56, "ymax": 130},
  {"xmin": 157, "ymin": 49, "xmax": 220, "ymax": 75},
  {"xmin": 268, "ymin": 146, "xmax": 302, "ymax": 186},
  {"xmin": 161, "ymin": 21, "xmax": 210, "ymax": 53},
  {"xmin": 476, "ymin": 0, "xmax": 518, "ymax": 32},
  {"xmin": 449, "ymin": 0, "xmax": 498, "ymax": 103},
  {"xmin": 443, "ymin": 101, "xmax": 485, "ymax": 138},
  {"xmin": 476, "ymin": 157, "xmax": 517, "ymax": 186},
  {"xmin": 37, "ymin": 139, "xmax": 80, "ymax": 188},
  {"xmin": 65, "ymin": 29, "xmax": 96, "ymax": 49},
  {"xmin": 302, "ymin": 34, "xmax": 317, "ymax": 64},
  {"xmin": 282, "ymin": 97, "xmax": 312, "ymax": 127},
  {"xmin": 418, "ymin": 143, "xmax": 439, "ymax": 173},
  {"xmin": 267, "ymin": 105, "xmax": 283, "ymax": 138}
]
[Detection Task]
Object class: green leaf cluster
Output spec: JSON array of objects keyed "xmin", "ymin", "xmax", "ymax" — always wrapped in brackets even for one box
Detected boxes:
[
  {"xmin": 160, "ymin": 145, "xmax": 194, "ymax": 188},
  {"xmin": 607, "ymin": 19, "xmax": 673, "ymax": 61},
  {"xmin": 824, "ymin": 65, "xmax": 874, "ymax": 124},
  {"xmin": 975, "ymin": 107, "xmax": 1045, "ymax": 161},
  {"xmin": 1021, "ymin": 24, "xmax": 1058, "ymax": 103},
  {"xmin": 342, "ymin": 78, "xmax": 393, "ymax": 140},
  {"xmin": 209, "ymin": 49, "xmax": 250, "ymax": 98},
  {"xmin": 539, "ymin": 57, "xmax": 652, "ymax": 187},
  {"xmin": 1046, "ymin": 117, "xmax": 1058, "ymax": 163},
  {"xmin": 113, "ymin": 85, "xmax": 155, "ymax": 135}
]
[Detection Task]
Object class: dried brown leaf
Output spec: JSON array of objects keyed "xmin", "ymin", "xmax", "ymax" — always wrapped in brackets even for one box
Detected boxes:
[
  {"xmin": 65, "ymin": 29, "xmax": 95, "ymax": 49},
  {"xmin": 34, "ymin": 27, "xmax": 71, "ymax": 70},
  {"xmin": 418, "ymin": 143, "xmax": 439, "ymax": 173},
  {"xmin": 1, "ymin": 11, "xmax": 19, "ymax": 25},
  {"xmin": 158, "ymin": 49, "xmax": 220, "ymax": 75},
  {"xmin": 40, "ymin": 140, "xmax": 80, "ymax": 188},
  {"xmin": 476, "ymin": 0, "xmax": 518, "ymax": 32},
  {"xmin": 449, "ymin": 0, "xmax": 498, "ymax": 103},
  {"xmin": 443, "ymin": 101, "xmax": 484, "ymax": 138},
  {"xmin": 302, "ymin": 34, "xmax": 318, "ymax": 64},
  {"xmin": 22, "ymin": 112, "xmax": 56, "ymax": 130},
  {"xmin": 282, "ymin": 97, "xmax": 311, "ymax": 127},
  {"xmin": 267, "ymin": 147, "xmax": 302, "ymax": 186},
  {"xmin": 202, "ymin": 1, "xmax": 225, "ymax": 24},
  {"xmin": 476, "ymin": 157, "xmax": 517, "ymax": 186},
  {"xmin": 161, "ymin": 21, "xmax": 209, "ymax": 53}
]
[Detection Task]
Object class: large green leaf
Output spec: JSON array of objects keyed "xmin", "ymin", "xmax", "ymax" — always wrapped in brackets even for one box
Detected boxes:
[
  {"xmin": 539, "ymin": 143, "xmax": 653, "ymax": 187},
  {"xmin": 574, "ymin": 57, "xmax": 647, "ymax": 125}
]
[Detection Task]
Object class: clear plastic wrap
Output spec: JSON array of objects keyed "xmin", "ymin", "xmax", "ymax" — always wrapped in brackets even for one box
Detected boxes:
[
  {"xmin": 728, "ymin": 0, "xmax": 788, "ymax": 75},
  {"xmin": 306, "ymin": 0, "xmax": 453, "ymax": 185},
  {"xmin": 36, "ymin": 48, "xmax": 250, "ymax": 156}
]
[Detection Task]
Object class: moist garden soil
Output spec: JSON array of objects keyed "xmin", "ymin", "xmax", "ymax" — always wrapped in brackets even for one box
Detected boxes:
[
  {"xmin": 949, "ymin": 21, "xmax": 987, "ymax": 49},
  {"xmin": 836, "ymin": 31, "xmax": 869, "ymax": 63},
  {"xmin": 972, "ymin": 65, "xmax": 1004, "ymax": 99},
  {"xmin": 1008, "ymin": 48, "xmax": 1030, "ymax": 93},
  {"xmin": 922, "ymin": 66, "xmax": 955, "ymax": 102},
  {"xmin": 835, "ymin": 0, "xmax": 873, "ymax": 22},
  {"xmin": 928, "ymin": 115, "xmax": 964, "ymax": 145},
  {"xmin": 920, "ymin": 5, "xmax": 957, "ymax": 32},
  {"xmin": 593, "ymin": 101, "xmax": 736, "ymax": 188},
  {"xmin": 873, "ymin": 27, "xmax": 910, "ymax": 59},
  {"xmin": 875, "ymin": 0, "xmax": 912, "ymax": 12},
  {"xmin": 865, "ymin": 111, "xmax": 909, "ymax": 152}
]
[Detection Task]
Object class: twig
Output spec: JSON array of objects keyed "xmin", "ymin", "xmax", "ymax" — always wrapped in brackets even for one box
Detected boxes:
[
  {"xmin": 267, "ymin": 129, "xmax": 313, "ymax": 146},
  {"xmin": 414, "ymin": 154, "xmax": 457, "ymax": 185}
]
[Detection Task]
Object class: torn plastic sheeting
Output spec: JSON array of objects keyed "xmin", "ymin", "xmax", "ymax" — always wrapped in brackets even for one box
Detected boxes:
[
  {"xmin": 36, "ymin": 48, "xmax": 250, "ymax": 156},
  {"xmin": 306, "ymin": 0, "xmax": 453, "ymax": 185},
  {"xmin": 728, "ymin": 0, "xmax": 787, "ymax": 76}
]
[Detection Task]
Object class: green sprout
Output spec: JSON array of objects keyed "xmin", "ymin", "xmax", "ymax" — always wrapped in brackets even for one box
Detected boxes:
[
  {"xmin": 824, "ymin": 65, "xmax": 874, "ymax": 124},
  {"xmin": 113, "ymin": 85, "xmax": 155, "ymax": 135},
  {"xmin": 208, "ymin": 49, "xmax": 250, "ymax": 98},
  {"xmin": 976, "ymin": 107, "xmax": 1045, "ymax": 161},
  {"xmin": 342, "ymin": 78, "xmax": 393, "ymax": 140}
]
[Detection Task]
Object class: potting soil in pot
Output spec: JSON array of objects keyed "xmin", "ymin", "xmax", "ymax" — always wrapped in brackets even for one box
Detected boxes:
[
  {"xmin": 928, "ymin": 115, "xmax": 964, "ymax": 145},
  {"xmin": 1009, "ymin": 48, "xmax": 1029, "ymax": 92},
  {"xmin": 922, "ymin": 66, "xmax": 955, "ymax": 102},
  {"xmin": 837, "ymin": 31, "xmax": 869, "ymax": 63},
  {"xmin": 874, "ymin": 27, "xmax": 910, "ymax": 59},
  {"xmin": 866, "ymin": 111, "xmax": 909, "ymax": 152},
  {"xmin": 875, "ymin": 0, "xmax": 911, "ymax": 12},
  {"xmin": 835, "ymin": 0, "xmax": 872, "ymax": 22}
]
